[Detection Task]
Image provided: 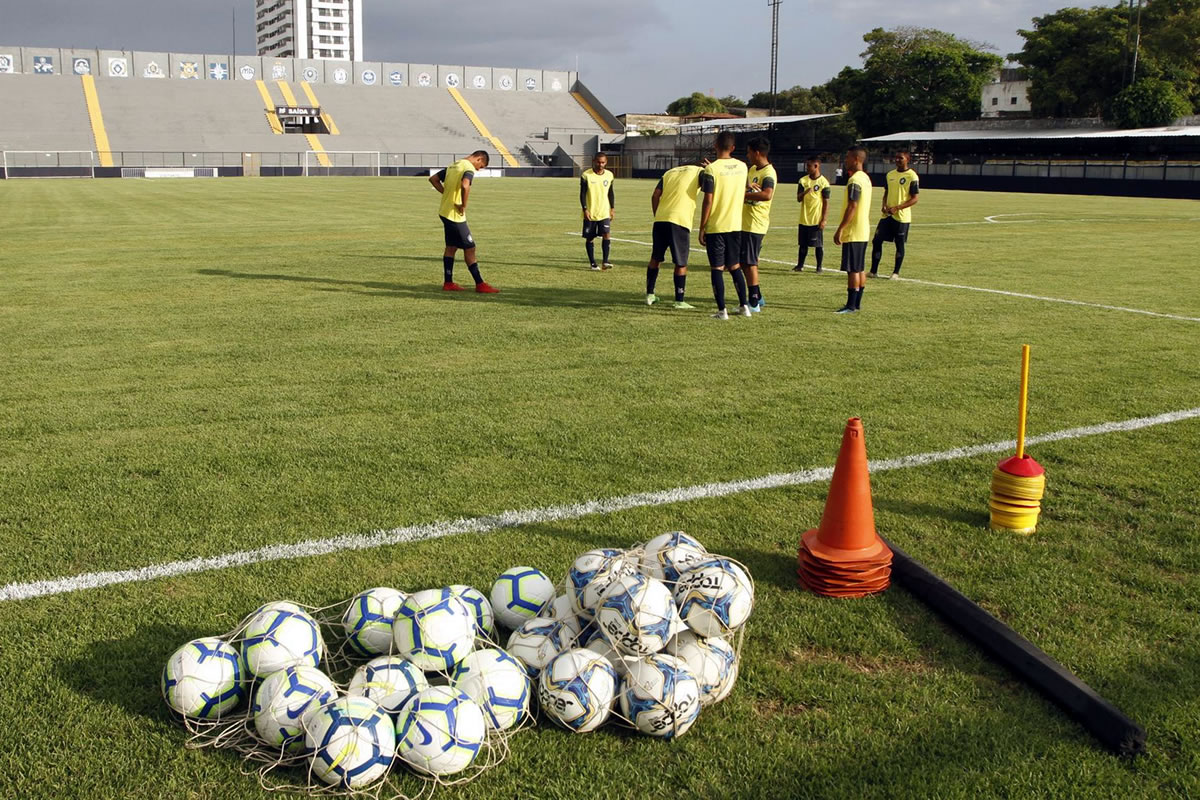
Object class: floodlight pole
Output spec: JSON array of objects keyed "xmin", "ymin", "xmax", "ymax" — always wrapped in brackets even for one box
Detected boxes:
[
  {"xmin": 1131, "ymin": 0, "xmax": 1144, "ymax": 84},
  {"xmin": 768, "ymin": 0, "xmax": 781, "ymax": 116}
]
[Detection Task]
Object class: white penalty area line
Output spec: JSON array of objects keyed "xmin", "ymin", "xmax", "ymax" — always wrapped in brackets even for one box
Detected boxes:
[{"xmin": 3, "ymin": 407, "xmax": 1200, "ymax": 604}]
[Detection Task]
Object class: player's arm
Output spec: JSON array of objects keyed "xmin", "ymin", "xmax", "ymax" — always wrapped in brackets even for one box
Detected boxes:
[
  {"xmin": 579, "ymin": 177, "xmax": 588, "ymax": 218},
  {"xmin": 820, "ymin": 188, "xmax": 831, "ymax": 228},
  {"xmin": 745, "ymin": 178, "xmax": 775, "ymax": 203},
  {"xmin": 457, "ymin": 174, "xmax": 471, "ymax": 215},
  {"xmin": 429, "ymin": 168, "xmax": 447, "ymax": 194},
  {"xmin": 698, "ymin": 171, "xmax": 715, "ymax": 244},
  {"xmin": 896, "ymin": 183, "xmax": 920, "ymax": 211},
  {"xmin": 834, "ymin": 184, "xmax": 859, "ymax": 246},
  {"xmin": 608, "ymin": 184, "xmax": 615, "ymax": 218},
  {"xmin": 651, "ymin": 180, "xmax": 663, "ymax": 215}
]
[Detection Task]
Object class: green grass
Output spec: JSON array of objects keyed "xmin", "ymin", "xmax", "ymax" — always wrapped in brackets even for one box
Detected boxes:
[{"xmin": 0, "ymin": 176, "xmax": 1197, "ymax": 799}]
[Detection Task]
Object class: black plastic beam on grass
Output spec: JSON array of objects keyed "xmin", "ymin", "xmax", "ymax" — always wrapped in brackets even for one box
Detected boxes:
[{"xmin": 885, "ymin": 539, "xmax": 1146, "ymax": 758}]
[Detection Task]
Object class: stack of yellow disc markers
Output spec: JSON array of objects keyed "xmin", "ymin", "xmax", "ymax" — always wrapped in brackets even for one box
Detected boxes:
[{"xmin": 990, "ymin": 455, "xmax": 1045, "ymax": 534}]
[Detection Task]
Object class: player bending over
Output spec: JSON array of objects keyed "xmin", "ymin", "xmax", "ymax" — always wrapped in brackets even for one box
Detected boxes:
[
  {"xmin": 581, "ymin": 153, "xmax": 616, "ymax": 270},
  {"xmin": 741, "ymin": 137, "xmax": 776, "ymax": 313},
  {"xmin": 833, "ymin": 146, "xmax": 872, "ymax": 313},
  {"xmin": 794, "ymin": 156, "xmax": 831, "ymax": 273},
  {"xmin": 429, "ymin": 150, "xmax": 499, "ymax": 293},
  {"xmin": 699, "ymin": 132, "xmax": 751, "ymax": 320},
  {"xmin": 869, "ymin": 150, "xmax": 919, "ymax": 279},
  {"xmin": 645, "ymin": 162, "xmax": 704, "ymax": 309}
]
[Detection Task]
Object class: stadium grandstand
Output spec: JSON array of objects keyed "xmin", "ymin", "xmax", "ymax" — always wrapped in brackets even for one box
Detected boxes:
[{"xmin": 0, "ymin": 45, "xmax": 622, "ymax": 178}]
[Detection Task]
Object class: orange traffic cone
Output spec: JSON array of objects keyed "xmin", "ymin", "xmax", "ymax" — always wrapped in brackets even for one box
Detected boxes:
[{"xmin": 797, "ymin": 418, "xmax": 892, "ymax": 598}]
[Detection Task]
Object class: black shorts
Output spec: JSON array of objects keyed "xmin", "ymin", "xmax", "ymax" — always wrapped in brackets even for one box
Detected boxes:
[
  {"xmin": 582, "ymin": 218, "xmax": 612, "ymax": 239},
  {"xmin": 441, "ymin": 216, "xmax": 475, "ymax": 249},
  {"xmin": 841, "ymin": 242, "xmax": 868, "ymax": 273},
  {"xmin": 704, "ymin": 231, "xmax": 741, "ymax": 269},
  {"xmin": 798, "ymin": 224, "xmax": 824, "ymax": 248},
  {"xmin": 651, "ymin": 221, "xmax": 690, "ymax": 266},
  {"xmin": 874, "ymin": 217, "xmax": 911, "ymax": 243},
  {"xmin": 740, "ymin": 232, "xmax": 764, "ymax": 266}
]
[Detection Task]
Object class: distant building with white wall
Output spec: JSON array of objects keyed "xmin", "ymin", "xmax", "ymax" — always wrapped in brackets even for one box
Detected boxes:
[
  {"xmin": 255, "ymin": 0, "xmax": 363, "ymax": 61},
  {"xmin": 982, "ymin": 68, "xmax": 1032, "ymax": 118}
]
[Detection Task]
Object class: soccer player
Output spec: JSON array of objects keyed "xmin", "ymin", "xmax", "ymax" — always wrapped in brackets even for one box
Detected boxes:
[
  {"xmin": 580, "ymin": 153, "xmax": 616, "ymax": 270},
  {"xmin": 833, "ymin": 146, "xmax": 872, "ymax": 313},
  {"xmin": 870, "ymin": 150, "xmax": 920, "ymax": 279},
  {"xmin": 741, "ymin": 137, "xmax": 776, "ymax": 313},
  {"xmin": 429, "ymin": 150, "xmax": 499, "ymax": 293},
  {"xmin": 793, "ymin": 155, "xmax": 831, "ymax": 273},
  {"xmin": 699, "ymin": 131, "xmax": 750, "ymax": 320},
  {"xmin": 646, "ymin": 162, "xmax": 703, "ymax": 309}
]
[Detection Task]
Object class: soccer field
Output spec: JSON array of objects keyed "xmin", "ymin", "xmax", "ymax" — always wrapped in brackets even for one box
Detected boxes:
[{"xmin": 0, "ymin": 176, "xmax": 1198, "ymax": 799}]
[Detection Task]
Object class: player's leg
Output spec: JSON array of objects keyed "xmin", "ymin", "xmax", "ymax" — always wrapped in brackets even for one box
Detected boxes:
[
  {"xmin": 727, "ymin": 234, "xmax": 750, "ymax": 316},
  {"xmin": 707, "ymin": 235, "xmax": 728, "ymax": 318},
  {"xmin": 814, "ymin": 243, "xmax": 824, "ymax": 273},
  {"xmin": 443, "ymin": 245, "xmax": 462, "ymax": 290},
  {"xmin": 744, "ymin": 233, "xmax": 763, "ymax": 310},
  {"xmin": 795, "ymin": 226, "xmax": 808, "ymax": 272},
  {"xmin": 601, "ymin": 225, "xmax": 613, "ymax": 269},
  {"xmin": 892, "ymin": 225, "xmax": 908, "ymax": 277},
  {"xmin": 463, "ymin": 240, "xmax": 498, "ymax": 294},
  {"xmin": 870, "ymin": 223, "xmax": 885, "ymax": 277},
  {"xmin": 648, "ymin": 222, "xmax": 670, "ymax": 304},
  {"xmin": 669, "ymin": 225, "xmax": 693, "ymax": 308},
  {"xmin": 646, "ymin": 258, "xmax": 661, "ymax": 305},
  {"xmin": 837, "ymin": 243, "xmax": 863, "ymax": 312}
]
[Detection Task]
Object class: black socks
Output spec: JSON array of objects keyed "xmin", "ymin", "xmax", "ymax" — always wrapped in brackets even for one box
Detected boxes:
[
  {"xmin": 673, "ymin": 272, "xmax": 686, "ymax": 302},
  {"xmin": 730, "ymin": 269, "xmax": 748, "ymax": 307},
  {"xmin": 443, "ymin": 256, "xmax": 454, "ymax": 283},
  {"xmin": 646, "ymin": 266, "xmax": 659, "ymax": 295},
  {"xmin": 602, "ymin": 239, "xmax": 611, "ymax": 263},
  {"xmin": 467, "ymin": 263, "xmax": 483, "ymax": 285},
  {"xmin": 586, "ymin": 240, "xmax": 595, "ymax": 265},
  {"xmin": 710, "ymin": 270, "xmax": 726, "ymax": 310}
]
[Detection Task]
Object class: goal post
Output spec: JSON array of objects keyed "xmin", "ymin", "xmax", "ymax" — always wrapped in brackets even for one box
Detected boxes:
[
  {"xmin": 2, "ymin": 150, "xmax": 95, "ymax": 179},
  {"xmin": 304, "ymin": 151, "xmax": 381, "ymax": 177}
]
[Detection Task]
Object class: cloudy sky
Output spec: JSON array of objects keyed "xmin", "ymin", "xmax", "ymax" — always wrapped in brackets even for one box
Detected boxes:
[{"xmin": 3, "ymin": 0, "xmax": 1075, "ymax": 112}]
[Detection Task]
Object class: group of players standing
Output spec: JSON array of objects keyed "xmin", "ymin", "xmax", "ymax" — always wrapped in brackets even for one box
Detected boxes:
[{"xmin": 430, "ymin": 132, "xmax": 919, "ymax": 316}]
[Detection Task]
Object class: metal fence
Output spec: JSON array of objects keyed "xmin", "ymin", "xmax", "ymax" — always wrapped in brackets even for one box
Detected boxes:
[
  {"xmin": 866, "ymin": 159, "xmax": 1200, "ymax": 183},
  {"xmin": 1, "ymin": 151, "xmax": 515, "ymax": 170}
]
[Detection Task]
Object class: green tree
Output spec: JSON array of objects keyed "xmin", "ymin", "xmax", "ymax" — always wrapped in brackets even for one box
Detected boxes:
[
  {"xmin": 665, "ymin": 93, "xmax": 727, "ymax": 115},
  {"xmin": 747, "ymin": 86, "xmax": 826, "ymax": 114},
  {"xmin": 716, "ymin": 94, "xmax": 746, "ymax": 109},
  {"xmin": 1105, "ymin": 78, "xmax": 1192, "ymax": 127},
  {"xmin": 837, "ymin": 27, "xmax": 1002, "ymax": 137},
  {"xmin": 1139, "ymin": 0, "xmax": 1200, "ymax": 110}
]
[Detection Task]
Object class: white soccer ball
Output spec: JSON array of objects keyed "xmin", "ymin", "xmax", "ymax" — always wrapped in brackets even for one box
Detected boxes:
[
  {"xmin": 539, "ymin": 649, "xmax": 618, "ymax": 733},
  {"xmin": 597, "ymin": 572, "xmax": 683, "ymax": 656},
  {"xmin": 538, "ymin": 593, "xmax": 584, "ymax": 636},
  {"xmin": 565, "ymin": 549, "xmax": 638, "ymax": 619},
  {"xmin": 161, "ymin": 637, "xmax": 246, "ymax": 719},
  {"xmin": 342, "ymin": 587, "xmax": 406, "ymax": 657},
  {"xmin": 396, "ymin": 686, "xmax": 487, "ymax": 777},
  {"xmin": 252, "ymin": 665, "xmax": 337, "ymax": 751},
  {"xmin": 452, "ymin": 648, "xmax": 531, "ymax": 731},
  {"xmin": 393, "ymin": 588, "xmax": 476, "ymax": 673},
  {"xmin": 667, "ymin": 631, "xmax": 738, "ymax": 707},
  {"xmin": 639, "ymin": 531, "xmax": 708, "ymax": 584},
  {"xmin": 618, "ymin": 654, "xmax": 702, "ymax": 739},
  {"xmin": 305, "ymin": 696, "xmax": 396, "ymax": 788},
  {"xmin": 241, "ymin": 606, "xmax": 323, "ymax": 677},
  {"xmin": 674, "ymin": 558, "xmax": 755, "ymax": 637},
  {"xmin": 582, "ymin": 637, "xmax": 640, "ymax": 678},
  {"xmin": 490, "ymin": 567, "xmax": 556, "ymax": 630},
  {"xmin": 449, "ymin": 584, "xmax": 495, "ymax": 639},
  {"xmin": 348, "ymin": 655, "xmax": 429, "ymax": 714},
  {"xmin": 506, "ymin": 617, "xmax": 577, "ymax": 676}
]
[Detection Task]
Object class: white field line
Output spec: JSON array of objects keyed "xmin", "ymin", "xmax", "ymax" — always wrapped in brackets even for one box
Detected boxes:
[{"xmin": 3, "ymin": 407, "xmax": 1199, "ymax": 603}]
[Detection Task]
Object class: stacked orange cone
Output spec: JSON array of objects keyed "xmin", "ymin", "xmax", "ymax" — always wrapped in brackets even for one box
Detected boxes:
[{"xmin": 797, "ymin": 418, "xmax": 892, "ymax": 598}]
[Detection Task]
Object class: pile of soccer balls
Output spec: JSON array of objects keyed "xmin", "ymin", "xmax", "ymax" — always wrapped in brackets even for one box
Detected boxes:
[{"xmin": 161, "ymin": 532, "xmax": 754, "ymax": 795}]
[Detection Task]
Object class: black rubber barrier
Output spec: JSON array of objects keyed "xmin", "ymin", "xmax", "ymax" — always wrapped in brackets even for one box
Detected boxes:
[{"xmin": 886, "ymin": 539, "xmax": 1146, "ymax": 757}]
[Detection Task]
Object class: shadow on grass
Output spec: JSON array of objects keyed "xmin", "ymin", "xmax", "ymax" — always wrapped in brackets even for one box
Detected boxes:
[{"xmin": 874, "ymin": 497, "xmax": 987, "ymax": 528}]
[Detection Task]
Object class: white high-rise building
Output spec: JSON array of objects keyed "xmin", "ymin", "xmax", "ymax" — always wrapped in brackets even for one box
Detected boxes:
[{"xmin": 255, "ymin": 0, "xmax": 364, "ymax": 61}]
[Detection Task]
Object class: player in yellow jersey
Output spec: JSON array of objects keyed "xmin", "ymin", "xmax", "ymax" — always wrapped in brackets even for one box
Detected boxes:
[
  {"xmin": 741, "ymin": 137, "xmax": 776, "ymax": 313},
  {"xmin": 699, "ymin": 131, "xmax": 751, "ymax": 320},
  {"xmin": 870, "ymin": 150, "xmax": 920, "ymax": 279},
  {"xmin": 645, "ymin": 162, "xmax": 703, "ymax": 309},
  {"xmin": 429, "ymin": 150, "xmax": 499, "ymax": 293},
  {"xmin": 580, "ymin": 153, "xmax": 616, "ymax": 270},
  {"xmin": 794, "ymin": 155, "xmax": 831, "ymax": 273},
  {"xmin": 833, "ymin": 146, "xmax": 872, "ymax": 313}
]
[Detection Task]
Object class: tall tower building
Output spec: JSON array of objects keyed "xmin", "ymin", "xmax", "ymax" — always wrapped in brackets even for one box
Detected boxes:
[{"xmin": 255, "ymin": 0, "xmax": 364, "ymax": 61}]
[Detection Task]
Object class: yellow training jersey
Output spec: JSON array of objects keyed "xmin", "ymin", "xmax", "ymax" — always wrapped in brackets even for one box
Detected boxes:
[
  {"xmin": 437, "ymin": 159, "xmax": 476, "ymax": 223},
  {"xmin": 884, "ymin": 168, "xmax": 919, "ymax": 223},
  {"xmin": 654, "ymin": 164, "xmax": 703, "ymax": 229},
  {"xmin": 700, "ymin": 157, "xmax": 748, "ymax": 234},
  {"xmin": 742, "ymin": 163, "xmax": 778, "ymax": 235},
  {"xmin": 844, "ymin": 170, "xmax": 873, "ymax": 243},
  {"xmin": 581, "ymin": 168, "xmax": 615, "ymax": 220},
  {"xmin": 798, "ymin": 174, "xmax": 832, "ymax": 227}
]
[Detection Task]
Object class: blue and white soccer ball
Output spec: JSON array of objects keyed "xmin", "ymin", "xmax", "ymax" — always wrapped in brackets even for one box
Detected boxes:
[
  {"xmin": 617, "ymin": 654, "xmax": 702, "ymax": 739},
  {"xmin": 341, "ymin": 587, "xmax": 406, "ymax": 657},
  {"xmin": 161, "ymin": 637, "xmax": 246, "ymax": 719},
  {"xmin": 449, "ymin": 584, "xmax": 495, "ymax": 639},
  {"xmin": 241, "ymin": 606, "xmax": 323, "ymax": 677},
  {"xmin": 566, "ymin": 549, "xmax": 638, "ymax": 619},
  {"xmin": 490, "ymin": 567, "xmax": 556, "ymax": 630},
  {"xmin": 506, "ymin": 616, "xmax": 577, "ymax": 676},
  {"xmin": 538, "ymin": 593, "xmax": 584, "ymax": 636},
  {"xmin": 539, "ymin": 648, "xmax": 619, "ymax": 733},
  {"xmin": 674, "ymin": 558, "xmax": 755, "ymax": 638},
  {"xmin": 348, "ymin": 655, "xmax": 429, "ymax": 715},
  {"xmin": 639, "ymin": 531, "xmax": 708, "ymax": 584},
  {"xmin": 393, "ymin": 588, "xmax": 476, "ymax": 673},
  {"xmin": 252, "ymin": 665, "xmax": 337, "ymax": 751},
  {"xmin": 582, "ymin": 637, "xmax": 640, "ymax": 678},
  {"xmin": 452, "ymin": 647, "xmax": 531, "ymax": 731},
  {"xmin": 668, "ymin": 630, "xmax": 738, "ymax": 707},
  {"xmin": 597, "ymin": 572, "xmax": 683, "ymax": 656},
  {"xmin": 395, "ymin": 686, "xmax": 487, "ymax": 777},
  {"xmin": 304, "ymin": 696, "xmax": 396, "ymax": 788}
]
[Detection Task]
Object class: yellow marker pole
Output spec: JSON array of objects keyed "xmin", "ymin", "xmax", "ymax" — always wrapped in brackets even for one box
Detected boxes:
[{"xmin": 1016, "ymin": 344, "xmax": 1031, "ymax": 459}]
